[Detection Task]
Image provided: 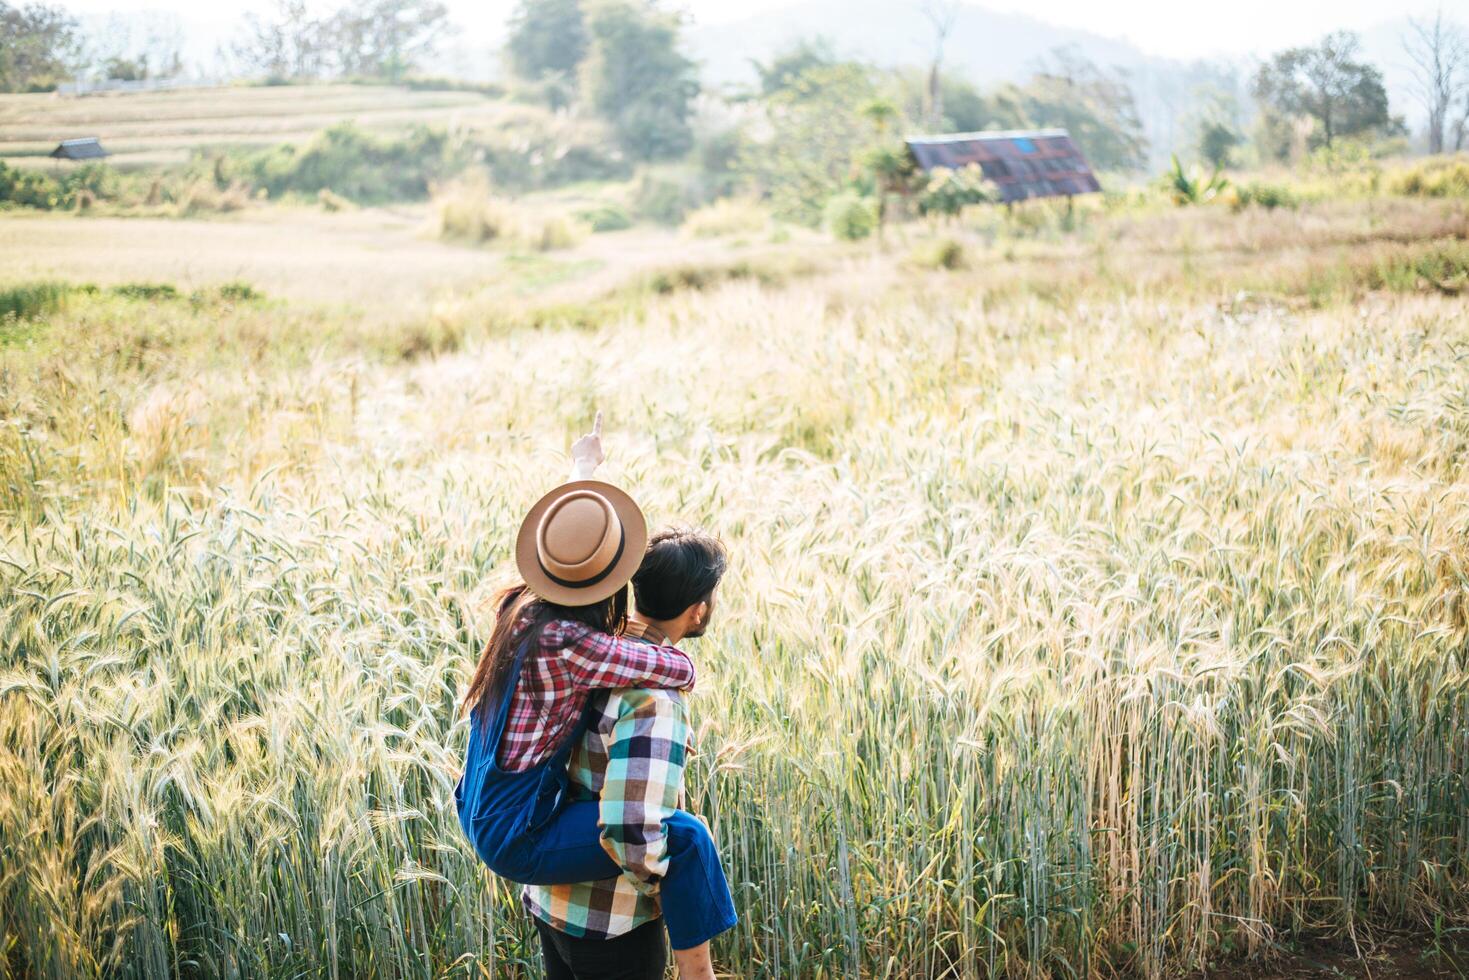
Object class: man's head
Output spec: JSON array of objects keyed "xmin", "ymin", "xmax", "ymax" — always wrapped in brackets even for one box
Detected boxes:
[{"xmin": 631, "ymin": 527, "xmax": 727, "ymax": 639}]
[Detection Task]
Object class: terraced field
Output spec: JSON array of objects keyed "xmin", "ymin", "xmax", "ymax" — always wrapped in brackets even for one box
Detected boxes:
[{"xmin": 0, "ymin": 83, "xmax": 523, "ymax": 169}]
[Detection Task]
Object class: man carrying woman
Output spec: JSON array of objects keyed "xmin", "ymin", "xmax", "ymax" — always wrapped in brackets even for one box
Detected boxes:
[{"xmin": 455, "ymin": 417, "xmax": 737, "ymax": 979}]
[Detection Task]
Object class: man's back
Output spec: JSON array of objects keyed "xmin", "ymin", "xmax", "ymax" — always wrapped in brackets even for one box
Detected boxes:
[{"xmin": 522, "ymin": 624, "xmax": 692, "ymax": 941}]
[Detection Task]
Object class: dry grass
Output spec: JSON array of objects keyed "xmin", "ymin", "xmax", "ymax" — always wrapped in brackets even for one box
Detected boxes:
[
  {"xmin": 433, "ymin": 175, "xmax": 589, "ymax": 251},
  {"xmin": 2, "ymin": 197, "xmax": 1468, "ymax": 979}
]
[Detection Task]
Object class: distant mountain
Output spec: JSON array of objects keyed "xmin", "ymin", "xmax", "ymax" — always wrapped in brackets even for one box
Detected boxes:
[{"xmin": 687, "ymin": 0, "xmax": 1149, "ymax": 92}]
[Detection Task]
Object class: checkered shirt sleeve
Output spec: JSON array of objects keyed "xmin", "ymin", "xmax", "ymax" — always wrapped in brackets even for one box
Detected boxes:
[{"xmin": 542, "ymin": 620, "xmax": 696, "ymax": 694}]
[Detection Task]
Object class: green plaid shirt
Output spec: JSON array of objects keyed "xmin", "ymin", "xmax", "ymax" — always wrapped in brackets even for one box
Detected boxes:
[{"xmin": 522, "ymin": 622, "xmax": 691, "ymax": 939}]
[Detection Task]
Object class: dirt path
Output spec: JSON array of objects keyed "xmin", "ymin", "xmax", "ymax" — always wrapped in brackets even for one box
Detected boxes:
[
  {"xmin": 1189, "ymin": 937, "xmax": 1468, "ymax": 979},
  {"xmin": 0, "ymin": 205, "xmax": 767, "ymax": 311}
]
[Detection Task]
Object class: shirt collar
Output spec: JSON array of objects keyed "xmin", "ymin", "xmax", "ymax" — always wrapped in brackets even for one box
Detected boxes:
[{"xmin": 623, "ymin": 619, "xmax": 670, "ymax": 645}]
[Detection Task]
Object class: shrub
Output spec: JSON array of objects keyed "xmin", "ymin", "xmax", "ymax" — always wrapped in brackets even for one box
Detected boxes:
[
  {"xmin": 242, "ymin": 123, "xmax": 458, "ymax": 204},
  {"xmin": 1366, "ymin": 241, "xmax": 1469, "ymax": 293},
  {"xmin": 681, "ymin": 198, "xmax": 770, "ymax": 238},
  {"xmin": 434, "ymin": 176, "xmax": 587, "ymax": 251},
  {"xmin": 632, "ymin": 172, "xmax": 702, "ymax": 225},
  {"xmin": 318, "ymin": 188, "xmax": 356, "ymax": 211},
  {"xmin": 1232, "ymin": 181, "xmax": 1299, "ymax": 211},
  {"xmin": 1388, "ymin": 157, "xmax": 1469, "ymax": 198},
  {"xmin": 111, "ymin": 283, "xmax": 180, "ymax": 301},
  {"xmin": 908, "ymin": 238, "xmax": 967, "ymax": 270},
  {"xmin": 173, "ymin": 179, "xmax": 251, "ymax": 216},
  {"xmin": 917, "ymin": 164, "xmax": 995, "ymax": 220},
  {"xmin": 214, "ymin": 282, "xmax": 264, "ymax": 303},
  {"xmin": 823, "ymin": 191, "xmax": 877, "ymax": 241},
  {"xmin": 0, "ymin": 163, "xmax": 63, "ymax": 209},
  {"xmin": 576, "ymin": 203, "xmax": 633, "ymax": 232}
]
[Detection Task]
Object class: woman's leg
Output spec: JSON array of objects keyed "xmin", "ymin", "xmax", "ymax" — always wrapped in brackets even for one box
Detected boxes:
[
  {"xmin": 520, "ymin": 801, "xmax": 624, "ymax": 885},
  {"xmin": 657, "ymin": 811, "xmax": 738, "ymax": 957}
]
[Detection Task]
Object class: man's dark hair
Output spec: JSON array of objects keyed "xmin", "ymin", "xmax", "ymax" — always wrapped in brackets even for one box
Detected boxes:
[{"xmin": 632, "ymin": 527, "xmax": 727, "ymax": 620}]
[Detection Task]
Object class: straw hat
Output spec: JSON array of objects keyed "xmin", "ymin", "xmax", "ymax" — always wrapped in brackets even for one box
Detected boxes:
[{"xmin": 515, "ymin": 480, "xmax": 648, "ymax": 606}]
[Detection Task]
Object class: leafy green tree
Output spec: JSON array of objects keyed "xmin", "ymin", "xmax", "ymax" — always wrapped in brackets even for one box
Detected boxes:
[
  {"xmin": 1198, "ymin": 121, "xmax": 1241, "ymax": 168},
  {"xmin": 506, "ymin": 0, "xmax": 587, "ymax": 82},
  {"xmin": 741, "ymin": 62, "xmax": 881, "ymax": 225},
  {"xmin": 1252, "ymin": 32, "xmax": 1392, "ymax": 153},
  {"xmin": 0, "ymin": 1, "xmax": 80, "ymax": 92},
  {"xmin": 581, "ymin": 1, "xmax": 698, "ymax": 161},
  {"xmin": 752, "ymin": 37, "xmax": 834, "ymax": 97}
]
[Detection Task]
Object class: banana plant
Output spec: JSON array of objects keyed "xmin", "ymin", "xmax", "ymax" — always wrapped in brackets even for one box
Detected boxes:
[{"xmin": 1168, "ymin": 153, "xmax": 1229, "ymax": 205}]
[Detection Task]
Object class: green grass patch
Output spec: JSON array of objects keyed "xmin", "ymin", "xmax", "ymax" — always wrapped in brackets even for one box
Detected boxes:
[
  {"xmin": 110, "ymin": 282, "xmax": 181, "ymax": 302},
  {"xmin": 502, "ymin": 254, "xmax": 603, "ymax": 295},
  {"xmin": 0, "ymin": 281, "xmax": 73, "ymax": 321}
]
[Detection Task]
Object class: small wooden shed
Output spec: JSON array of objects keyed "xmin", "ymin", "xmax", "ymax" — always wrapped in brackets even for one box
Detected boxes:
[{"xmin": 49, "ymin": 138, "xmax": 109, "ymax": 161}]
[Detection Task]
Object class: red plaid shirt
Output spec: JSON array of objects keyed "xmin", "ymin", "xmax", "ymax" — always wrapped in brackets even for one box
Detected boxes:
[{"xmin": 496, "ymin": 619, "xmax": 695, "ymax": 771}]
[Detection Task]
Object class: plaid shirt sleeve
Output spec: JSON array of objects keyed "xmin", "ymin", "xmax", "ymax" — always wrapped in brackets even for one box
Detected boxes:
[
  {"xmin": 598, "ymin": 688, "xmax": 690, "ymax": 897},
  {"xmin": 541, "ymin": 620, "xmax": 696, "ymax": 694}
]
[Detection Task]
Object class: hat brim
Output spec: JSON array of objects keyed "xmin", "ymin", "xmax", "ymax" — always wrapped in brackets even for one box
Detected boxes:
[{"xmin": 515, "ymin": 480, "xmax": 648, "ymax": 606}]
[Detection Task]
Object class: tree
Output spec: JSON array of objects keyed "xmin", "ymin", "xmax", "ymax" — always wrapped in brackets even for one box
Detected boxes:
[
  {"xmin": 330, "ymin": 0, "xmax": 448, "ymax": 81},
  {"xmin": 0, "ymin": 1, "xmax": 80, "ymax": 92},
  {"xmin": 506, "ymin": 0, "xmax": 586, "ymax": 82},
  {"xmin": 1252, "ymin": 32, "xmax": 1391, "ymax": 153},
  {"xmin": 1403, "ymin": 11, "xmax": 1468, "ymax": 154},
  {"xmin": 234, "ymin": 0, "xmax": 328, "ymax": 80},
  {"xmin": 1198, "ymin": 121, "xmax": 1241, "ymax": 168},
  {"xmin": 752, "ymin": 37, "xmax": 834, "ymax": 97},
  {"xmin": 89, "ymin": 12, "xmax": 185, "ymax": 82},
  {"xmin": 984, "ymin": 49, "xmax": 1148, "ymax": 171},
  {"xmin": 916, "ymin": 0, "xmax": 958, "ymax": 131},
  {"xmin": 741, "ymin": 62, "xmax": 881, "ymax": 225},
  {"xmin": 581, "ymin": 1, "xmax": 698, "ymax": 161}
]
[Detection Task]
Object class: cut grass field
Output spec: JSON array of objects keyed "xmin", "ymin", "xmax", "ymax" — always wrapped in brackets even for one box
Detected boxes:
[
  {"xmin": 0, "ymin": 83, "xmax": 524, "ymax": 169},
  {"xmin": 2, "ymin": 195, "xmax": 1469, "ymax": 978}
]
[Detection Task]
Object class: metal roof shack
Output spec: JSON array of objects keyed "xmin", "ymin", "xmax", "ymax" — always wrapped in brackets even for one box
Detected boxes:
[
  {"xmin": 49, "ymin": 138, "xmax": 109, "ymax": 161},
  {"xmin": 905, "ymin": 129, "xmax": 1100, "ymax": 204}
]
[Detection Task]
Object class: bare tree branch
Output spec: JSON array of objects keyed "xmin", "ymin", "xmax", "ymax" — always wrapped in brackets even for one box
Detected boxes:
[
  {"xmin": 915, "ymin": 0, "xmax": 960, "ymax": 131},
  {"xmin": 1403, "ymin": 8, "xmax": 1468, "ymax": 153}
]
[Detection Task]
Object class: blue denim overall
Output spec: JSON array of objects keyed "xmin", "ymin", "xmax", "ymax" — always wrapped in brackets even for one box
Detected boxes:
[{"xmin": 454, "ymin": 634, "xmax": 739, "ymax": 949}]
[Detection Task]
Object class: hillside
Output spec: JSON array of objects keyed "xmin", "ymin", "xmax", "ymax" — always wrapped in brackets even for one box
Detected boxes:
[{"xmin": 0, "ymin": 83, "xmax": 520, "ymax": 170}]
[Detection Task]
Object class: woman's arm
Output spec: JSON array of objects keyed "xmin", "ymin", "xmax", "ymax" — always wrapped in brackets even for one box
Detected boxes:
[
  {"xmin": 542, "ymin": 620, "xmax": 696, "ymax": 693},
  {"xmin": 568, "ymin": 411, "xmax": 604, "ymax": 482}
]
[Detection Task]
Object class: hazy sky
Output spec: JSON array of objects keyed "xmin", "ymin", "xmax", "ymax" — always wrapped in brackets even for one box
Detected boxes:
[{"xmin": 61, "ymin": 0, "xmax": 1440, "ymax": 62}]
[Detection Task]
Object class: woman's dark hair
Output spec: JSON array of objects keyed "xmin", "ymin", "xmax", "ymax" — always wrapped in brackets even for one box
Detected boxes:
[
  {"xmin": 631, "ymin": 527, "xmax": 727, "ymax": 621},
  {"xmin": 461, "ymin": 582, "xmax": 627, "ymax": 729}
]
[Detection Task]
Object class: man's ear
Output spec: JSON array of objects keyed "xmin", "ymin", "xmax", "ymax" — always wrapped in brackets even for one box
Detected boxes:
[{"xmin": 689, "ymin": 601, "xmax": 709, "ymax": 628}]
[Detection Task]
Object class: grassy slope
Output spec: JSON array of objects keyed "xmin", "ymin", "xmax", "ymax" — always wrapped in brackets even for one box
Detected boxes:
[{"xmin": 0, "ymin": 83, "xmax": 527, "ymax": 169}]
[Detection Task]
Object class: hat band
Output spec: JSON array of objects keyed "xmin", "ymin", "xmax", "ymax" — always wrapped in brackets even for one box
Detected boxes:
[{"xmin": 538, "ymin": 525, "xmax": 626, "ymax": 591}]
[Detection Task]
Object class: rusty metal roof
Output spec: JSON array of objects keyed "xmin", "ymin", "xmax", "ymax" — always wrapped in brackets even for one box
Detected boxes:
[{"xmin": 905, "ymin": 129, "xmax": 1100, "ymax": 203}]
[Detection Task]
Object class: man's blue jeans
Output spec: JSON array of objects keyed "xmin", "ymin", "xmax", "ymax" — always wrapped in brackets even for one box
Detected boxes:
[{"xmin": 532, "ymin": 801, "xmax": 739, "ymax": 950}]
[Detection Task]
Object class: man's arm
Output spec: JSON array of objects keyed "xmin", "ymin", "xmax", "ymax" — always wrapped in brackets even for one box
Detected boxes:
[{"xmin": 597, "ymin": 688, "xmax": 690, "ymax": 897}]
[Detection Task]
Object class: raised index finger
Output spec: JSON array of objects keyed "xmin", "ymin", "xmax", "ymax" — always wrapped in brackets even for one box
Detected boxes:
[{"xmin": 592, "ymin": 411, "xmax": 603, "ymax": 437}]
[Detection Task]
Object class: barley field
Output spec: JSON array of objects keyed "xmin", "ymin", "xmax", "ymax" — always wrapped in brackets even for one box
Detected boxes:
[{"xmin": 3, "ymin": 196, "xmax": 1469, "ymax": 978}]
